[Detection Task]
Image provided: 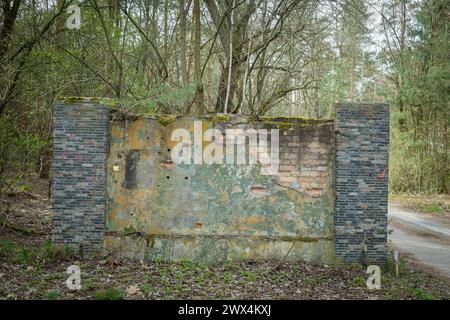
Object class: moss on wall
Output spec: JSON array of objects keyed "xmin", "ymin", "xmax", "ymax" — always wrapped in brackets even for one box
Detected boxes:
[
  {"xmin": 56, "ymin": 96, "xmax": 119, "ymax": 108},
  {"xmin": 156, "ymin": 115, "xmax": 178, "ymax": 126}
]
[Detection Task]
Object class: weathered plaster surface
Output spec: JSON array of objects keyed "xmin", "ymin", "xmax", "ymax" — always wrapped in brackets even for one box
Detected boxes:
[{"xmin": 105, "ymin": 116, "xmax": 335, "ymax": 263}]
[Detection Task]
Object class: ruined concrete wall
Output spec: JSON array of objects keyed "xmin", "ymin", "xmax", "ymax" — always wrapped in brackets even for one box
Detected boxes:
[
  {"xmin": 51, "ymin": 99, "xmax": 110, "ymax": 254},
  {"xmin": 104, "ymin": 116, "xmax": 335, "ymax": 264},
  {"xmin": 51, "ymin": 99, "xmax": 390, "ymax": 265},
  {"xmin": 334, "ymin": 103, "xmax": 390, "ymax": 265}
]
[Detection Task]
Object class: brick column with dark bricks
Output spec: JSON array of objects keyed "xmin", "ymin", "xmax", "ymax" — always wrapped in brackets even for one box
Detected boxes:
[
  {"xmin": 51, "ymin": 99, "xmax": 110, "ymax": 255},
  {"xmin": 334, "ymin": 103, "xmax": 390, "ymax": 265}
]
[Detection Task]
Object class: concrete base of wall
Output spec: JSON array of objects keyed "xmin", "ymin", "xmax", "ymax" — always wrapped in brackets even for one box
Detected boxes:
[{"xmin": 103, "ymin": 234, "xmax": 335, "ymax": 265}]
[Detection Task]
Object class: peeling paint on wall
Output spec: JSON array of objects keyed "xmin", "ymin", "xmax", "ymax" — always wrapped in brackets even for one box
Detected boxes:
[{"xmin": 105, "ymin": 116, "xmax": 335, "ymax": 263}]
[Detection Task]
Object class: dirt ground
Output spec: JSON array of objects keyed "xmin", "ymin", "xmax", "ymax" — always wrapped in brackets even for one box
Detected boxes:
[{"xmin": 1, "ymin": 175, "xmax": 449, "ymax": 300}]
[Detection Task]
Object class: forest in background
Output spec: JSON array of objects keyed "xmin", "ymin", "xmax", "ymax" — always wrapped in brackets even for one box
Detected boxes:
[{"xmin": 0, "ymin": 0, "xmax": 448, "ymax": 195}]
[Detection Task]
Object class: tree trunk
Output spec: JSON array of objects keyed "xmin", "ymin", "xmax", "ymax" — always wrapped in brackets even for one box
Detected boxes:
[
  {"xmin": 0, "ymin": 0, "xmax": 21, "ymax": 60},
  {"xmin": 216, "ymin": 61, "xmax": 239, "ymax": 113},
  {"xmin": 0, "ymin": 0, "xmax": 22, "ymax": 116},
  {"xmin": 193, "ymin": 0, "xmax": 204, "ymax": 114},
  {"xmin": 179, "ymin": 0, "xmax": 189, "ymax": 111}
]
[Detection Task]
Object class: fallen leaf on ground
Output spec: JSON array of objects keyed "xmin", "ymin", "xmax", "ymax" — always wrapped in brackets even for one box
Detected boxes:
[{"xmin": 126, "ymin": 285, "xmax": 140, "ymax": 296}]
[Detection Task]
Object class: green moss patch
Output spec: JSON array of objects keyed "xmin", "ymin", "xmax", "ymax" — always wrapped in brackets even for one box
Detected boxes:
[
  {"xmin": 211, "ymin": 114, "xmax": 231, "ymax": 123},
  {"xmin": 156, "ymin": 115, "xmax": 177, "ymax": 126},
  {"xmin": 259, "ymin": 116, "xmax": 332, "ymax": 129},
  {"xmin": 56, "ymin": 96, "xmax": 118, "ymax": 108}
]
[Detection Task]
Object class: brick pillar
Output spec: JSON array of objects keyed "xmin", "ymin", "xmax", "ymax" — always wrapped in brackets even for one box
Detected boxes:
[
  {"xmin": 334, "ymin": 103, "xmax": 390, "ymax": 265},
  {"xmin": 52, "ymin": 98, "xmax": 110, "ymax": 254}
]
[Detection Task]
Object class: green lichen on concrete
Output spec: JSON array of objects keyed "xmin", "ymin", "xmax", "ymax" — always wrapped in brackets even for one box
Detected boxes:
[
  {"xmin": 259, "ymin": 116, "xmax": 331, "ymax": 129},
  {"xmin": 112, "ymin": 231, "xmax": 330, "ymax": 243},
  {"xmin": 57, "ymin": 96, "xmax": 93, "ymax": 102},
  {"xmin": 156, "ymin": 114, "xmax": 177, "ymax": 126},
  {"xmin": 277, "ymin": 236, "xmax": 320, "ymax": 243},
  {"xmin": 119, "ymin": 225, "xmax": 144, "ymax": 237},
  {"xmin": 211, "ymin": 114, "xmax": 231, "ymax": 123},
  {"xmin": 264, "ymin": 121, "xmax": 296, "ymax": 130},
  {"xmin": 104, "ymin": 234, "xmax": 335, "ymax": 264}
]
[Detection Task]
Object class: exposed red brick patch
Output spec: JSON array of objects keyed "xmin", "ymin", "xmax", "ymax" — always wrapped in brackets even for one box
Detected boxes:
[
  {"xmin": 305, "ymin": 188, "xmax": 323, "ymax": 198},
  {"xmin": 160, "ymin": 160, "xmax": 175, "ymax": 169},
  {"xmin": 249, "ymin": 184, "xmax": 270, "ymax": 199},
  {"xmin": 194, "ymin": 223, "xmax": 203, "ymax": 229}
]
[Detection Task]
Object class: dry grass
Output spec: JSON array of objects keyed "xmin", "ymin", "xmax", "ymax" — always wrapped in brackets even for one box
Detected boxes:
[{"xmin": 390, "ymin": 194, "xmax": 450, "ymax": 217}]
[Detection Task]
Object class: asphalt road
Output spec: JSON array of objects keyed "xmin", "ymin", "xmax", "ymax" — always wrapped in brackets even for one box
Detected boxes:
[{"xmin": 388, "ymin": 205, "xmax": 450, "ymax": 278}]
